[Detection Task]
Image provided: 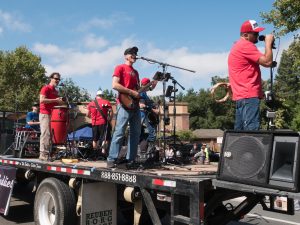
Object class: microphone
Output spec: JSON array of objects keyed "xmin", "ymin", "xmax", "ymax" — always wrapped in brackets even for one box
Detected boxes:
[
  {"xmin": 259, "ymin": 35, "xmax": 276, "ymax": 49},
  {"xmin": 258, "ymin": 35, "xmax": 265, "ymax": 41}
]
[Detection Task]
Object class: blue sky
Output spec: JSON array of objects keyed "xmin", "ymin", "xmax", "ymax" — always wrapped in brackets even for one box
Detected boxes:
[{"xmin": 0, "ymin": 0, "xmax": 294, "ymax": 97}]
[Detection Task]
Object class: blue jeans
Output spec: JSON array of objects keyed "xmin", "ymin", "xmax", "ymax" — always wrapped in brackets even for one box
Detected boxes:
[
  {"xmin": 235, "ymin": 97, "xmax": 260, "ymax": 131},
  {"xmin": 141, "ymin": 112, "xmax": 156, "ymax": 142},
  {"xmin": 108, "ymin": 105, "xmax": 141, "ymax": 161}
]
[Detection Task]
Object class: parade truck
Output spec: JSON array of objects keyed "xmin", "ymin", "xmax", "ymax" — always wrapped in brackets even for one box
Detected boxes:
[{"xmin": 0, "ymin": 129, "xmax": 300, "ymax": 225}]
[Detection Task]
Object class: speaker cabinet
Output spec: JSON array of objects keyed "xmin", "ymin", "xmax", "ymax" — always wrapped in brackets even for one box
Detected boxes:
[
  {"xmin": 217, "ymin": 130, "xmax": 300, "ymax": 192},
  {"xmin": 269, "ymin": 135, "xmax": 299, "ymax": 190}
]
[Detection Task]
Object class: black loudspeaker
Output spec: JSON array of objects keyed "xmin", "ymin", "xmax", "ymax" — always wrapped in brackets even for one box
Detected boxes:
[
  {"xmin": 217, "ymin": 130, "xmax": 300, "ymax": 192},
  {"xmin": 269, "ymin": 135, "xmax": 300, "ymax": 190}
]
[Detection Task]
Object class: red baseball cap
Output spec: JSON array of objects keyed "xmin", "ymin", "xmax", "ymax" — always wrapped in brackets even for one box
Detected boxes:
[
  {"xmin": 141, "ymin": 78, "xmax": 150, "ymax": 85},
  {"xmin": 240, "ymin": 20, "xmax": 265, "ymax": 33}
]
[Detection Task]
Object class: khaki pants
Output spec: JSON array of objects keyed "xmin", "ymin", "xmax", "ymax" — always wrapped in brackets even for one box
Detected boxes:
[{"xmin": 39, "ymin": 114, "xmax": 51, "ymax": 155}]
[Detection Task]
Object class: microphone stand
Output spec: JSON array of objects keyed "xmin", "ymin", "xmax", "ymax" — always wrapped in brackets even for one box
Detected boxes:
[
  {"xmin": 138, "ymin": 56, "xmax": 194, "ymax": 164},
  {"xmin": 266, "ymin": 61, "xmax": 277, "ymax": 131},
  {"xmin": 170, "ymin": 76, "xmax": 185, "ymax": 146}
]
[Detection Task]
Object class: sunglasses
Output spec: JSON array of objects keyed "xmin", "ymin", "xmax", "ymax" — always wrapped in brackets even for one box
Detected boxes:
[{"xmin": 53, "ymin": 77, "xmax": 61, "ymax": 81}]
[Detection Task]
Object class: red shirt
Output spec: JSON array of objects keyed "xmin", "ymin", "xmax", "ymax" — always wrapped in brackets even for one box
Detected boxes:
[
  {"xmin": 113, "ymin": 64, "xmax": 139, "ymax": 103},
  {"xmin": 87, "ymin": 98, "xmax": 112, "ymax": 125},
  {"xmin": 228, "ymin": 39, "xmax": 263, "ymax": 101},
  {"xmin": 39, "ymin": 84, "xmax": 58, "ymax": 114}
]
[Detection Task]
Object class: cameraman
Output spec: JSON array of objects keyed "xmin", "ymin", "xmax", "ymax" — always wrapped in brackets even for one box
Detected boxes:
[{"xmin": 228, "ymin": 20, "xmax": 274, "ymax": 130}]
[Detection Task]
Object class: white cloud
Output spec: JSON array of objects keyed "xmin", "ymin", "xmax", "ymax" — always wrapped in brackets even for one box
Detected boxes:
[
  {"xmin": 138, "ymin": 47, "xmax": 229, "ymax": 90},
  {"xmin": 33, "ymin": 35, "xmax": 293, "ymax": 94},
  {"xmin": 76, "ymin": 13, "xmax": 133, "ymax": 32},
  {"xmin": 33, "ymin": 38, "xmax": 136, "ymax": 77},
  {"xmin": 0, "ymin": 10, "xmax": 31, "ymax": 32},
  {"xmin": 83, "ymin": 34, "xmax": 109, "ymax": 49}
]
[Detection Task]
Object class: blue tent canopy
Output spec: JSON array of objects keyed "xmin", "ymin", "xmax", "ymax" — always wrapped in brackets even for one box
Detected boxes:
[{"xmin": 68, "ymin": 125, "xmax": 92, "ymax": 141}]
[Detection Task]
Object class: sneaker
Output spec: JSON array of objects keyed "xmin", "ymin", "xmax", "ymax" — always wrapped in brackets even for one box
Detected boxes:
[
  {"xmin": 106, "ymin": 160, "xmax": 117, "ymax": 168},
  {"xmin": 126, "ymin": 160, "xmax": 139, "ymax": 170},
  {"xmin": 39, "ymin": 153, "xmax": 48, "ymax": 161}
]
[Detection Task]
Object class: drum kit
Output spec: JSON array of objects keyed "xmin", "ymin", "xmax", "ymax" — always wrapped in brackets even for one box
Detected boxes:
[
  {"xmin": 10, "ymin": 103, "xmax": 90, "ymax": 160},
  {"xmin": 49, "ymin": 105, "xmax": 91, "ymax": 161}
]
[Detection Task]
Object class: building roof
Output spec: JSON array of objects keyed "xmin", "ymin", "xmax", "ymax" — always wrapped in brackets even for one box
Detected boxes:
[{"xmin": 193, "ymin": 129, "xmax": 224, "ymax": 139}]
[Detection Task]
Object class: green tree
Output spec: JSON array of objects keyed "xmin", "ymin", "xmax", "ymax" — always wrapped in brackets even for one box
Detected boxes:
[
  {"xmin": 261, "ymin": 0, "xmax": 300, "ymax": 36},
  {"xmin": 58, "ymin": 78, "xmax": 91, "ymax": 104},
  {"xmin": 261, "ymin": 1, "xmax": 300, "ymax": 130},
  {"xmin": 272, "ymin": 39, "xmax": 300, "ymax": 130},
  {"xmin": 181, "ymin": 76, "xmax": 235, "ymax": 130},
  {"xmin": 97, "ymin": 88, "xmax": 116, "ymax": 102},
  {"xmin": 0, "ymin": 46, "xmax": 46, "ymax": 111}
]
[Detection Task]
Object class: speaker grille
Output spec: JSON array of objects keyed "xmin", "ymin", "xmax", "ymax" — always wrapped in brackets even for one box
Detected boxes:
[
  {"xmin": 226, "ymin": 136, "xmax": 266, "ymax": 178},
  {"xmin": 219, "ymin": 132, "xmax": 273, "ymax": 185}
]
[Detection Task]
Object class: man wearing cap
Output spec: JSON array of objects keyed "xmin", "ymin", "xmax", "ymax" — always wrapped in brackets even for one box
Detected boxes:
[
  {"xmin": 228, "ymin": 20, "xmax": 275, "ymax": 130},
  {"xmin": 87, "ymin": 90, "xmax": 113, "ymax": 160},
  {"xmin": 139, "ymin": 77, "xmax": 158, "ymax": 149},
  {"xmin": 107, "ymin": 46, "xmax": 141, "ymax": 168},
  {"xmin": 39, "ymin": 72, "xmax": 65, "ymax": 161},
  {"xmin": 25, "ymin": 103, "xmax": 40, "ymax": 131}
]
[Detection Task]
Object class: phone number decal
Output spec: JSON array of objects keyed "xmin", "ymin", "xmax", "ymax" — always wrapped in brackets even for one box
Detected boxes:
[{"xmin": 101, "ymin": 171, "xmax": 136, "ymax": 183}]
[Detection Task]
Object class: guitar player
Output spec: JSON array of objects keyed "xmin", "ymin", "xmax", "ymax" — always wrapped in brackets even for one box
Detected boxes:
[
  {"xmin": 139, "ymin": 77, "xmax": 159, "ymax": 152},
  {"xmin": 107, "ymin": 46, "xmax": 142, "ymax": 169}
]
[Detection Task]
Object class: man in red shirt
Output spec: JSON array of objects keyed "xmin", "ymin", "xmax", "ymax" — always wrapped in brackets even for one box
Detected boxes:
[
  {"xmin": 39, "ymin": 72, "xmax": 65, "ymax": 160},
  {"xmin": 228, "ymin": 20, "xmax": 274, "ymax": 130},
  {"xmin": 87, "ymin": 90, "xmax": 112, "ymax": 160},
  {"xmin": 107, "ymin": 46, "xmax": 141, "ymax": 168}
]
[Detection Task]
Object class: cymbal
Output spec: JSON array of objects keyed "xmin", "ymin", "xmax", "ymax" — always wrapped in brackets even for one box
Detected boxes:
[{"xmin": 7, "ymin": 113, "xmax": 27, "ymax": 120}]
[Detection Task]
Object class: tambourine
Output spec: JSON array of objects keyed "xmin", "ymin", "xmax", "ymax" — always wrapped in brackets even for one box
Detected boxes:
[{"xmin": 210, "ymin": 82, "xmax": 232, "ymax": 103}]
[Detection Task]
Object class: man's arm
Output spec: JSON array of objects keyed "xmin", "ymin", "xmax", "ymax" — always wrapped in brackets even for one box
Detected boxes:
[
  {"xmin": 258, "ymin": 34, "xmax": 275, "ymax": 67},
  {"xmin": 112, "ymin": 76, "xmax": 139, "ymax": 98},
  {"xmin": 40, "ymin": 94, "xmax": 64, "ymax": 104}
]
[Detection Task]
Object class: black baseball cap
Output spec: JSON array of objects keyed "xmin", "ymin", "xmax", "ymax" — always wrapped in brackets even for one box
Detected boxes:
[{"xmin": 124, "ymin": 46, "xmax": 138, "ymax": 55}]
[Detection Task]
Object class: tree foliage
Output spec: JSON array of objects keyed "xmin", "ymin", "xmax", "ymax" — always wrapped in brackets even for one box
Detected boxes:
[
  {"xmin": 97, "ymin": 88, "xmax": 116, "ymax": 102},
  {"xmin": 261, "ymin": 0, "xmax": 300, "ymax": 36},
  {"xmin": 58, "ymin": 78, "xmax": 91, "ymax": 104},
  {"xmin": 261, "ymin": 0, "xmax": 300, "ymax": 130},
  {"xmin": 273, "ymin": 39, "xmax": 300, "ymax": 130},
  {"xmin": 179, "ymin": 76, "xmax": 235, "ymax": 130},
  {"xmin": 0, "ymin": 46, "xmax": 46, "ymax": 111}
]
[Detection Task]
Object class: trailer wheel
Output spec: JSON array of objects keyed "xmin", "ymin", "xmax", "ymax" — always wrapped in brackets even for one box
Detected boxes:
[{"xmin": 34, "ymin": 177, "xmax": 76, "ymax": 225}]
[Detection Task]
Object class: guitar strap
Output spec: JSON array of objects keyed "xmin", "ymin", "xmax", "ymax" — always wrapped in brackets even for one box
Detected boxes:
[{"xmin": 94, "ymin": 98, "xmax": 108, "ymax": 124}]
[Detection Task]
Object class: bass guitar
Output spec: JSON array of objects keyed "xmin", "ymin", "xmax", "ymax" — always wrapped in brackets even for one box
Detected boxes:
[{"xmin": 119, "ymin": 80, "xmax": 157, "ymax": 110}]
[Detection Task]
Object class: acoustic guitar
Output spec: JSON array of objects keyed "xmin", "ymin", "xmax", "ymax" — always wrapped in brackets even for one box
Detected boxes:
[{"xmin": 119, "ymin": 80, "xmax": 157, "ymax": 110}]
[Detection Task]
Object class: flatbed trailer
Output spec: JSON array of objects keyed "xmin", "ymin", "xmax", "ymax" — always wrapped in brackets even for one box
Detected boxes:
[{"xmin": 1, "ymin": 155, "xmax": 299, "ymax": 225}]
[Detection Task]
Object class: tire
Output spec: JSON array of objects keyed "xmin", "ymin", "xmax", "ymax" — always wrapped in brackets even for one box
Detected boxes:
[{"xmin": 34, "ymin": 177, "xmax": 76, "ymax": 225}]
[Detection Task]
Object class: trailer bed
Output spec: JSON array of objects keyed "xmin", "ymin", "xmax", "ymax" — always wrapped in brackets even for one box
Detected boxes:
[{"xmin": 0, "ymin": 155, "xmax": 217, "ymax": 187}]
